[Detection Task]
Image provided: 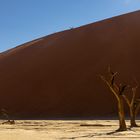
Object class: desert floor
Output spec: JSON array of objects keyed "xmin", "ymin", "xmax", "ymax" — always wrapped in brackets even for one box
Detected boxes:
[{"xmin": 0, "ymin": 120, "xmax": 140, "ymax": 140}]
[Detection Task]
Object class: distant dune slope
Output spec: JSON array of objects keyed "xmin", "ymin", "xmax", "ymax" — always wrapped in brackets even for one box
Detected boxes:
[{"xmin": 0, "ymin": 11, "xmax": 140, "ymax": 118}]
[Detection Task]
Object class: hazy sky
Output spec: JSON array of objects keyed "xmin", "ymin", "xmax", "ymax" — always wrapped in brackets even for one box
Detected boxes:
[{"xmin": 0, "ymin": 0, "xmax": 140, "ymax": 52}]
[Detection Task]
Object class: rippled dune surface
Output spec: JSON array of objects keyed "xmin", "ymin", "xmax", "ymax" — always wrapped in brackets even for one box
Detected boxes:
[{"xmin": 0, "ymin": 120, "xmax": 140, "ymax": 140}]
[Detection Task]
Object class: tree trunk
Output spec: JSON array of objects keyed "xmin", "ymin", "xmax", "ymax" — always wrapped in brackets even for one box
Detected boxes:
[
  {"xmin": 117, "ymin": 96, "xmax": 127, "ymax": 131},
  {"xmin": 130, "ymin": 107, "xmax": 138, "ymax": 127},
  {"xmin": 135, "ymin": 103, "xmax": 140, "ymax": 118}
]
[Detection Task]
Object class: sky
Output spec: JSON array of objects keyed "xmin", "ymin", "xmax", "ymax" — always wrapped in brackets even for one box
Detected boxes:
[{"xmin": 0, "ymin": 0, "xmax": 140, "ymax": 52}]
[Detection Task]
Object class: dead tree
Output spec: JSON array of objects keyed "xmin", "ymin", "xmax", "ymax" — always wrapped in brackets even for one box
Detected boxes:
[
  {"xmin": 1, "ymin": 109, "xmax": 15, "ymax": 125},
  {"xmin": 100, "ymin": 68, "xmax": 127, "ymax": 131},
  {"xmin": 122, "ymin": 82, "xmax": 140, "ymax": 127}
]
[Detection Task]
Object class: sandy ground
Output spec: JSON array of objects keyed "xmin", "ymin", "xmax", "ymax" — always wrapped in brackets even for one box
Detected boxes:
[{"xmin": 0, "ymin": 120, "xmax": 140, "ymax": 140}]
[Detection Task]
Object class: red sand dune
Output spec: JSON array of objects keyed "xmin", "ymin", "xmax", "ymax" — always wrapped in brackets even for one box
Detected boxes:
[{"xmin": 1, "ymin": 11, "xmax": 140, "ymax": 119}]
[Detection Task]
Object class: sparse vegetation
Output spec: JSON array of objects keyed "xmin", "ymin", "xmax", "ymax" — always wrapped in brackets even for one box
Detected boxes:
[
  {"xmin": 100, "ymin": 67, "xmax": 140, "ymax": 130},
  {"xmin": 1, "ymin": 108, "xmax": 15, "ymax": 125},
  {"xmin": 122, "ymin": 80, "xmax": 140, "ymax": 127},
  {"xmin": 100, "ymin": 67, "xmax": 127, "ymax": 131}
]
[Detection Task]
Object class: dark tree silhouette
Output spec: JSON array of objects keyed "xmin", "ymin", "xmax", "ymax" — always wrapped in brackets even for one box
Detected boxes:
[
  {"xmin": 1, "ymin": 108, "xmax": 15, "ymax": 125},
  {"xmin": 122, "ymin": 81, "xmax": 140, "ymax": 127},
  {"xmin": 100, "ymin": 67, "xmax": 127, "ymax": 131}
]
